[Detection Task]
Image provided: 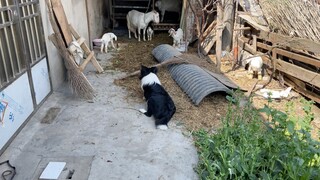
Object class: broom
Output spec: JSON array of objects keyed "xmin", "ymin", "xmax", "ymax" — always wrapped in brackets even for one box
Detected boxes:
[{"xmin": 46, "ymin": 0, "xmax": 94, "ymax": 99}]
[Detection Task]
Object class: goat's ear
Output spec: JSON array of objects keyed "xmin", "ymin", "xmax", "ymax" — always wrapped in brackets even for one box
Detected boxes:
[{"xmin": 150, "ymin": 66, "xmax": 158, "ymax": 74}]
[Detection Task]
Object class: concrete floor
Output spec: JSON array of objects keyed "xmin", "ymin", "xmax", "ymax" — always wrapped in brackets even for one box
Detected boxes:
[{"xmin": 0, "ymin": 52, "xmax": 198, "ymax": 180}]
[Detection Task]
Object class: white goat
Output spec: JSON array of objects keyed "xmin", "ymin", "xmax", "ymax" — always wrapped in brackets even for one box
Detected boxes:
[
  {"xmin": 168, "ymin": 28, "xmax": 183, "ymax": 47},
  {"xmin": 100, "ymin": 32, "xmax": 117, "ymax": 53},
  {"xmin": 147, "ymin": 27, "xmax": 154, "ymax": 41},
  {"xmin": 126, "ymin": 10, "xmax": 159, "ymax": 41},
  {"xmin": 155, "ymin": 0, "xmax": 181, "ymax": 22},
  {"xmin": 246, "ymin": 56, "xmax": 263, "ymax": 80},
  {"xmin": 240, "ymin": 50, "xmax": 264, "ymax": 79}
]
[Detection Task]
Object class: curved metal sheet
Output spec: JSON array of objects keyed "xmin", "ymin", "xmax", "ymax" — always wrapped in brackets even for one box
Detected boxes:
[{"xmin": 152, "ymin": 44, "xmax": 231, "ymax": 105}]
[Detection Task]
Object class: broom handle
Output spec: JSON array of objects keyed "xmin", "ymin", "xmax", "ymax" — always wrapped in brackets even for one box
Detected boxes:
[{"xmin": 119, "ymin": 56, "xmax": 190, "ymax": 80}]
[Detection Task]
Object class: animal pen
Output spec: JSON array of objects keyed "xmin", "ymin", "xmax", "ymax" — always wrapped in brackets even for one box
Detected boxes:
[{"xmin": 234, "ymin": 0, "xmax": 320, "ymax": 104}]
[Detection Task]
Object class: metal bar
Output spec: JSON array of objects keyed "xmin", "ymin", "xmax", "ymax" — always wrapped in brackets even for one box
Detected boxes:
[
  {"xmin": 6, "ymin": 0, "xmax": 21, "ymax": 72},
  {"xmin": 18, "ymin": 0, "xmax": 39, "ymax": 7},
  {"xmin": 20, "ymin": 0, "xmax": 34, "ymax": 61},
  {"xmin": 20, "ymin": 12, "xmax": 39, "ymax": 21},
  {"xmin": 0, "ymin": 22, "xmax": 12, "ymax": 28},
  {"xmin": 0, "ymin": 5, "xmax": 16, "ymax": 11},
  {"xmin": 0, "ymin": 1, "xmax": 15, "ymax": 76},
  {"xmin": 25, "ymin": 0, "xmax": 38, "ymax": 61},
  {"xmin": 30, "ymin": 1, "xmax": 41, "ymax": 57},
  {"xmin": 0, "ymin": 36, "xmax": 9, "ymax": 83}
]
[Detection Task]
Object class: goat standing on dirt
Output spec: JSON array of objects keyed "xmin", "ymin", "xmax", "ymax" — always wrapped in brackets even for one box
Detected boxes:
[
  {"xmin": 126, "ymin": 10, "xmax": 159, "ymax": 41},
  {"xmin": 168, "ymin": 28, "xmax": 183, "ymax": 47},
  {"xmin": 147, "ymin": 27, "xmax": 154, "ymax": 41},
  {"xmin": 100, "ymin": 32, "xmax": 117, "ymax": 53}
]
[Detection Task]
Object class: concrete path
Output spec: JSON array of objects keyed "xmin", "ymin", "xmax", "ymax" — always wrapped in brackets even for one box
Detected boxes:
[{"xmin": 0, "ymin": 53, "xmax": 198, "ymax": 180}]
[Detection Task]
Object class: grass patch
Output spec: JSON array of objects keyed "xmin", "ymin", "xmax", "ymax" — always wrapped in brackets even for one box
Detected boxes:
[{"xmin": 194, "ymin": 93, "xmax": 320, "ymax": 179}]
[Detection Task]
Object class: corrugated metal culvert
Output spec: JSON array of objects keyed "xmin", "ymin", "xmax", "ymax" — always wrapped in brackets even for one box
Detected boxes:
[{"xmin": 152, "ymin": 44, "xmax": 232, "ymax": 106}]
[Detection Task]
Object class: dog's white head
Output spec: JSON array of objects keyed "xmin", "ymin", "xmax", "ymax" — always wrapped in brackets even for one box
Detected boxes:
[{"xmin": 139, "ymin": 65, "xmax": 161, "ymax": 89}]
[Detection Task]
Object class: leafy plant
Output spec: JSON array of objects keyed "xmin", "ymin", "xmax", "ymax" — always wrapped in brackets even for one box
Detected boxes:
[{"xmin": 194, "ymin": 93, "xmax": 320, "ymax": 179}]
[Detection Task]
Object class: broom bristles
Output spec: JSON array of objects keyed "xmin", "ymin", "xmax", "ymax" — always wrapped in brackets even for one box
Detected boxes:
[
  {"xmin": 64, "ymin": 53, "xmax": 95, "ymax": 99},
  {"xmin": 68, "ymin": 69, "xmax": 94, "ymax": 99}
]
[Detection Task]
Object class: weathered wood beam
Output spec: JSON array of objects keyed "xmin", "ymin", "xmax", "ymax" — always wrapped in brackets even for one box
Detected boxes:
[
  {"xmin": 240, "ymin": 37, "xmax": 320, "ymax": 68},
  {"xmin": 51, "ymin": 0, "xmax": 73, "ymax": 46},
  {"xmin": 258, "ymin": 31, "xmax": 320, "ymax": 55},
  {"xmin": 238, "ymin": 38, "xmax": 320, "ymax": 89}
]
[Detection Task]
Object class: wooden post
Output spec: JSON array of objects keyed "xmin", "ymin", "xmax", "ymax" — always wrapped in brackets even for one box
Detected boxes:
[
  {"xmin": 222, "ymin": 0, "xmax": 235, "ymax": 51},
  {"xmin": 215, "ymin": 1, "xmax": 224, "ymax": 73},
  {"xmin": 252, "ymin": 35, "xmax": 257, "ymax": 54}
]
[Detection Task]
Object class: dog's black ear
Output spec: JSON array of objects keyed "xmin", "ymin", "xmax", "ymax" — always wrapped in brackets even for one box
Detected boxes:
[
  {"xmin": 140, "ymin": 65, "xmax": 147, "ymax": 80},
  {"xmin": 151, "ymin": 67, "xmax": 158, "ymax": 74},
  {"xmin": 141, "ymin": 65, "xmax": 147, "ymax": 70}
]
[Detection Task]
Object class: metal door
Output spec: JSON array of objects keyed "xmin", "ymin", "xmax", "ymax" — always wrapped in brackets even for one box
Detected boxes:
[
  {"xmin": 0, "ymin": 0, "xmax": 51, "ymax": 153},
  {"xmin": 0, "ymin": 0, "xmax": 47, "ymax": 88}
]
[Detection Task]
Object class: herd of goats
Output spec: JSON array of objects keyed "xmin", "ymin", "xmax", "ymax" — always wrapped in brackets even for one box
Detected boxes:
[
  {"xmin": 98, "ymin": 0, "xmax": 264, "ymax": 82},
  {"xmin": 100, "ymin": 0, "xmax": 183, "ymax": 53}
]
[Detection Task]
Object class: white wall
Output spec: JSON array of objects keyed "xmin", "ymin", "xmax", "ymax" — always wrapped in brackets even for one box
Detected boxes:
[{"xmin": 87, "ymin": 0, "xmax": 107, "ymax": 47}]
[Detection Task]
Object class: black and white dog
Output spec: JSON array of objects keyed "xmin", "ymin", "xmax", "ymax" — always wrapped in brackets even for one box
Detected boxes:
[{"xmin": 139, "ymin": 65, "xmax": 176, "ymax": 130}]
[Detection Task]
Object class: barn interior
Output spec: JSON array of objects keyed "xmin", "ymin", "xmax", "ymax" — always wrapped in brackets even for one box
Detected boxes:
[{"xmin": 102, "ymin": 0, "xmax": 182, "ymax": 36}]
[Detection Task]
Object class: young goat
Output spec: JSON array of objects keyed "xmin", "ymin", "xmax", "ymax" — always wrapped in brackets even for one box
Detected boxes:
[
  {"xmin": 100, "ymin": 32, "xmax": 117, "ymax": 53},
  {"xmin": 126, "ymin": 10, "xmax": 159, "ymax": 41},
  {"xmin": 147, "ymin": 27, "xmax": 154, "ymax": 41},
  {"xmin": 168, "ymin": 28, "xmax": 183, "ymax": 47}
]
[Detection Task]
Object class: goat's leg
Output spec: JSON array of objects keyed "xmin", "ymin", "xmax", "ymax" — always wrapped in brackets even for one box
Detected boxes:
[
  {"xmin": 111, "ymin": 40, "xmax": 116, "ymax": 49},
  {"xmin": 143, "ymin": 28, "xmax": 146, "ymax": 41},
  {"xmin": 100, "ymin": 43, "xmax": 104, "ymax": 53},
  {"xmin": 134, "ymin": 29, "xmax": 138, "ymax": 39},
  {"xmin": 127, "ymin": 20, "xmax": 132, "ymax": 39},
  {"xmin": 258, "ymin": 70, "xmax": 262, "ymax": 80},
  {"xmin": 128, "ymin": 29, "xmax": 131, "ymax": 39},
  {"xmin": 104, "ymin": 42, "xmax": 108, "ymax": 53},
  {"xmin": 137, "ymin": 28, "xmax": 141, "ymax": 41},
  {"xmin": 247, "ymin": 65, "xmax": 253, "ymax": 79}
]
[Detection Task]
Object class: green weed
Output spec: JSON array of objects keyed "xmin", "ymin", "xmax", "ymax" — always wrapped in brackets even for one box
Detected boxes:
[{"xmin": 194, "ymin": 93, "xmax": 320, "ymax": 180}]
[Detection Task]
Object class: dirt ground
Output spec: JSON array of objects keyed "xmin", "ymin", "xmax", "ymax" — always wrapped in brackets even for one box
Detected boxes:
[{"xmin": 107, "ymin": 32, "xmax": 320, "ymax": 138}]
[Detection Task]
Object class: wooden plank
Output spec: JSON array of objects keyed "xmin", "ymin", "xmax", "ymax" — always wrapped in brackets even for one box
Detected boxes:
[
  {"xmin": 276, "ymin": 49, "xmax": 320, "ymax": 68},
  {"xmin": 201, "ymin": 31, "xmax": 216, "ymax": 55},
  {"xmin": 276, "ymin": 59, "xmax": 320, "ymax": 88},
  {"xmin": 239, "ymin": 38, "xmax": 320, "ymax": 88},
  {"xmin": 77, "ymin": 37, "xmax": 86, "ymax": 45},
  {"xmin": 240, "ymin": 37, "xmax": 320, "ymax": 68},
  {"xmin": 252, "ymin": 35, "xmax": 257, "ymax": 54},
  {"xmin": 238, "ymin": 13, "xmax": 269, "ymax": 32},
  {"xmin": 69, "ymin": 25, "xmax": 103, "ymax": 73},
  {"xmin": 258, "ymin": 31, "xmax": 320, "ymax": 55},
  {"xmin": 202, "ymin": 20, "xmax": 217, "ymax": 40},
  {"xmin": 234, "ymin": 27, "xmax": 251, "ymax": 31},
  {"xmin": 284, "ymin": 75, "xmax": 320, "ymax": 104},
  {"xmin": 80, "ymin": 51, "xmax": 94, "ymax": 71},
  {"xmin": 51, "ymin": 0, "xmax": 73, "ymax": 46}
]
